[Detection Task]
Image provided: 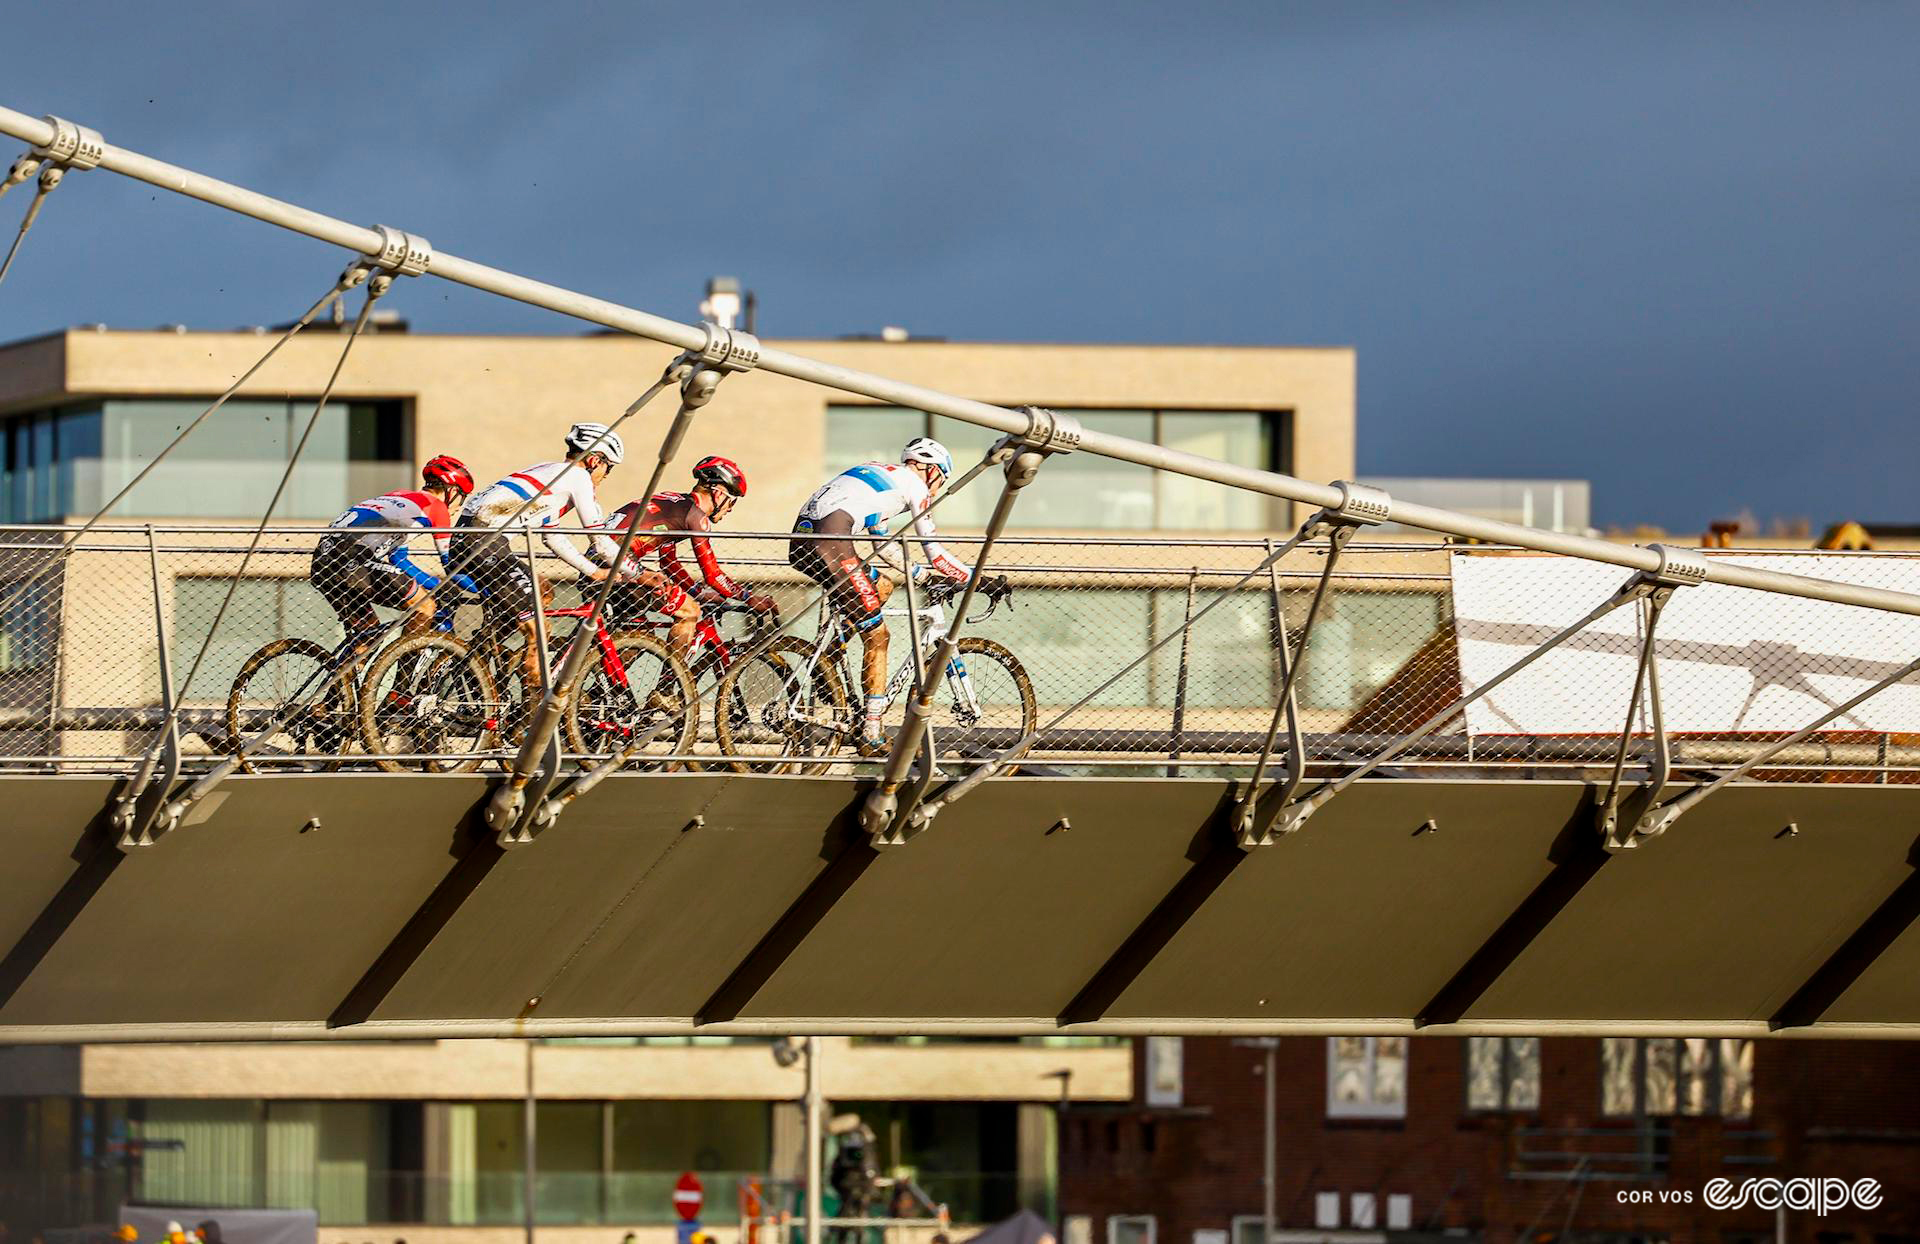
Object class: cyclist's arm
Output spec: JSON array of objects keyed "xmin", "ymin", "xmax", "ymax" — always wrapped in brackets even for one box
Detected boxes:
[
  {"xmin": 678, "ymin": 509, "xmax": 744, "ymax": 598},
  {"xmin": 565, "ymin": 470, "xmax": 627, "ymax": 566},
  {"xmin": 912, "ymin": 510, "xmax": 971, "ymax": 582},
  {"xmin": 390, "ymin": 541, "xmax": 440, "ymax": 590}
]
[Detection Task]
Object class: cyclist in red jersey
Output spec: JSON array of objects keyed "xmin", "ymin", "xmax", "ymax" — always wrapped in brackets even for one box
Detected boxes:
[{"xmin": 595, "ymin": 455, "xmax": 776, "ymax": 659}]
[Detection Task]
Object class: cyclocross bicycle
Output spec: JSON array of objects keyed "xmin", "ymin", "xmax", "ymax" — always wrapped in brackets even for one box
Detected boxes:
[
  {"xmin": 713, "ymin": 576, "xmax": 1035, "ymax": 775},
  {"xmin": 357, "ymin": 597, "xmax": 697, "ymax": 773}
]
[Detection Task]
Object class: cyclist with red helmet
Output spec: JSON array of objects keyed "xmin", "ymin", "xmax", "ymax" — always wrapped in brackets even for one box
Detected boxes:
[
  {"xmin": 314, "ymin": 454, "xmax": 475, "ymax": 650},
  {"xmin": 596, "ymin": 454, "xmax": 776, "ymax": 660}
]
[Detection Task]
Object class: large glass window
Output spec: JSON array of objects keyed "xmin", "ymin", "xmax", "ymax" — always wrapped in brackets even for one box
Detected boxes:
[
  {"xmin": 0, "ymin": 399, "xmax": 410, "ymax": 522},
  {"xmin": 827, "ymin": 406, "xmax": 1284, "ymax": 531},
  {"xmin": 171, "ymin": 576, "xmax": 339, "ymax": 703}
]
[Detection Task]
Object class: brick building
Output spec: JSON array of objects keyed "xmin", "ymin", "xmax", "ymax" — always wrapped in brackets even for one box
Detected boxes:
[{"xmin": 1059, "ymin": 1037, "xmax": 1920, "ymax": 1244}]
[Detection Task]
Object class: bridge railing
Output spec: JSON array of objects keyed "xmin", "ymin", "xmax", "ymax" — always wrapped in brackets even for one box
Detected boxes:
[{"xmin": 3, "ymin": 524, "xmax": 1916, "ymax": 782}]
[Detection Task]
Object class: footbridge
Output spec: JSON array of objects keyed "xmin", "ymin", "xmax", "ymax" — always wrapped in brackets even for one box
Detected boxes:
[{"xmin": 0, "ymin": 104, "xmax": 1916, "ymax": 1043}]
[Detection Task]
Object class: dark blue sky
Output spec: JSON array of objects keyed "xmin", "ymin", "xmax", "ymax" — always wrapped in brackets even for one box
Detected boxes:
[{"xmin": 3, "ymin": 2, "xmax": 1914, "ymax": 531}]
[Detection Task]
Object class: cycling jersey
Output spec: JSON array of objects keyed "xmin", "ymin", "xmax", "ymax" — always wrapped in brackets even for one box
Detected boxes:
[
  {"xmin": 796, "ymin": 461, "xmax": 969, "ymax": 582},
  {"xmin": 324, "ymin": 489, "xmax": 452, "ymax": 589},
  {"xmin": 599, "ymin": 493, "xmax": 746, "ymax": 601},
  {"xmin": 460, "ymin": 460, "xmax": 622, "ymax": 576}
]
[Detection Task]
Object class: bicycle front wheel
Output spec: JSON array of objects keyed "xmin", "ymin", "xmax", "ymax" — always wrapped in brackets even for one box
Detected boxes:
[
  {"xmin": 358, "ymin": 633, "xmax": 501, "ymax": 774},
  {"xmin": 714, "ymin": 637, "xmax": 852, "ymax": 775},
  {"xmin": 563, "ymin": 630, "xmax": 698, "ymax": 771},
  {"xmin": 937, "ymin": 637, "xmax": 1037, "ymax": 764},
  {"xmin": 226, "ymin": 637, "xmax": 357, "ymax": 773}
]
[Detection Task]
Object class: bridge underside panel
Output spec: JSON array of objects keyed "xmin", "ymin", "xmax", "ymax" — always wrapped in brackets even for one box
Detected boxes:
[
  {"xmin": 1454, "ymin": 786, "xmax": 1920, "ymax": 1025},
  {"xmin": 0, "ymin": 775, "xmax": 1914, "ymax": 1039}
]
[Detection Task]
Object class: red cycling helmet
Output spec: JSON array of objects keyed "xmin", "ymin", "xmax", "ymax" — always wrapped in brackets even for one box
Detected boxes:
[
  {"xmin": 422, "ymin": 454, "xmax": 475, "ymax": 496},
  {"xmin": 692, "ymin": 455, "xmax": 748, "ymax": 497}
]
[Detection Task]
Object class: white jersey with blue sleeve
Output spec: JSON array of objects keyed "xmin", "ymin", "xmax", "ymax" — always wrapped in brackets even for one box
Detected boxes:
[{"xmin": 798, "ymin": 461, "xmax": 970, "ymax": 581}]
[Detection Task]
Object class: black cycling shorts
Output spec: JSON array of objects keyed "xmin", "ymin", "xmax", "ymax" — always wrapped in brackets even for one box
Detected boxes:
[
  {"xmin": 313, "ymin": 535, "xmax": 417, "ymax": 618},
  {"xmin": 788, "ymin": 512, "xmax": 885, "ymax": 631},
  {"xmin": 445, "ymin": 520, "xmax": 538, "ymax": 626}
]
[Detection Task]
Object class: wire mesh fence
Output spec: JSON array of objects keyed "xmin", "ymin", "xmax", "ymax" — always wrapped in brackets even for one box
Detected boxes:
[{"xmin": 2, "ymin": 525, "xmax": 1917, "ymax": 783}]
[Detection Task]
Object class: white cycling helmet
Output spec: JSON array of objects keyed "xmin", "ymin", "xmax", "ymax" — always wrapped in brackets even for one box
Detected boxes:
[
  {"xmin": 901, "ymin": 436, "xmax": 953, "ymax": 478},
  {"xmin": 564, "ymin": 421, "xmax": 625, "ymax": 465}
]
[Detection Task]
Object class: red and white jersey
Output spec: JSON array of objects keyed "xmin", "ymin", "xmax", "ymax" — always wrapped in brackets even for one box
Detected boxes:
[
  {"xmin": 598, "ymin": 492, "xmax": 744, "ymax": 599},
  {"xmin": 327, "ymin": 489, "xmax": 452, "ymax": 565},
  {"xmin": 461, "ymin": 460, "xmax": 621, "ymax": 576},
  {"xmin": 797, "ymin": 461, "xmax": 970, "ymax": 581}
]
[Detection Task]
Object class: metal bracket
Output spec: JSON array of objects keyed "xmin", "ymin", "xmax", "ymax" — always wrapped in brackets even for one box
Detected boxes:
[
  {"xmin": 695, "ymin": 322, "xmax": 761, "ymax": 372},
  {"xmin": 33, "ymin": 116, "xmax": 105, "ymax": 170},
  {"xmin": 1233, "ymin": 484, "xmax": 1388, "ymax": 847},
  {"xmin": 1011, "ymin": 405, "xmax": 1083, "ymax": 456},
  {"xmin": 496, "ymin": 726, "xmax": 563, "ymax": 847},
  {"xmin": 1593, "ymin": 544, "xmax": 1709, "ymax": 849},
  {"xmin": 370, "ymin": 224, "xmax": 433, "ymax": 276}
]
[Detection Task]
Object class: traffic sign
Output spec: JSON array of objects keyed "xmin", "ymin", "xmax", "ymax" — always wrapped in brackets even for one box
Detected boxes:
[{"xmin": 675, "ymin": 1171, "xmax": 704, "ymax": 1221}]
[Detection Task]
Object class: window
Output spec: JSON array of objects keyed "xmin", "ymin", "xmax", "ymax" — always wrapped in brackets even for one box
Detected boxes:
[
  {"xmin": 1350, "ymin": 1193, "xmax": 1378, "ymax": 1229},
  {"xmin": 1327, "ymin": 1037, "xmax": 1407, "ymax": 1119},
  {"xmin": 0, "ymin": 398, "xmax": 410, "ymax": 522},
  {"xmin": 1109, "ymin": 1216, "xmax": 1157, "ymax": 1244},
  {"xmin": 171, "ymin": 575, "xmax": 338, "ymax": 703},
  {"xmin": 1387, "ymin": 1194, "xmax": 1413, "ymax": 1231},
  {"xmin": 1466, "ymin": 1037, "xmax": 1541, "ymax": 1112},
  {"xmin": 0, "ymin": 575, "xmax": 55, "ymax": 672},
  {"xmin": 1145, "ymin": 1037, "xmax": 1183, "ymax": 1107},
  {"xmin": 1314, "ymin": 1192, "xmax": 1341, "ymax": 1228},
  {"xmin": 825, "ymin": 405, "xmax": 1285, "ymax": 530},
  {"xmin": 1602, "ymin": 1039, "xmax": 1751, "ymax": 1119},
  {"xmin": 1230, "ymin": 1215, "xmax": 1270, "ymax": 1244}
]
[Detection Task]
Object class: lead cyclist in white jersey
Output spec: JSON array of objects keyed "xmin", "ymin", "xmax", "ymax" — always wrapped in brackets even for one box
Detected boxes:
[
  {"xmin": 789, "ymin": 437, "xmax": 1003, "ymax": 751},
  {"xmin": 449, "ymin": 422, "xmax": 626, "ymax": 695}
]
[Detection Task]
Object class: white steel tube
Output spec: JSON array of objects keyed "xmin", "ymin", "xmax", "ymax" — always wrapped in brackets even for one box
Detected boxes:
[
  {"xmin": 5, "ymin": 105, "xmax": 1920, "ymax": 619},
  {"xmin": 805, "ymin": 1036, "xmax": 824, "ymax": 1244}
]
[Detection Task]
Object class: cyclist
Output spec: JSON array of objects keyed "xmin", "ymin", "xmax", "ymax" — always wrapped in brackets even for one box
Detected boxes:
[
  {"xmin": 597, "ymin": 454, "xmax": 777, "ymax": 660},
  {"xmin": 790, "ymin": 437, "xmax": 996, "ymax": 752},
  {"xmin": 449, "ymin": 422, "xmax": 627, "ymax": 692},
  {"xmin": 313, "ymin": 454, "xmax": 474, "ymax": 652}
]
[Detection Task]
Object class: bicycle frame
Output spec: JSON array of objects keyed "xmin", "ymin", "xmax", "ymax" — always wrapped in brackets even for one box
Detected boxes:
[{"xmin": 789, "ymin": 592, "xmax": 989, "ymax": 727}]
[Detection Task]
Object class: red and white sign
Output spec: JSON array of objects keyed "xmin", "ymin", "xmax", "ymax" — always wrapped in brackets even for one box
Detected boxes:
[{"xmin": 675, "ymin": 1171, "xmax": 704, "ymax": 1221}]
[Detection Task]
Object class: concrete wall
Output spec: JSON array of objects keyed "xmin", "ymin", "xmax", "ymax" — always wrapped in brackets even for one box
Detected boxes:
[{"xmin": 40, "ymin": 1038, "xmax": 1131, "ymax": 1104}]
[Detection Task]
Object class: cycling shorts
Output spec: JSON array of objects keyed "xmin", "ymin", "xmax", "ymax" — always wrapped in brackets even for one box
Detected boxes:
[
  {"xmin": 313, "ymin": 534, "xmax": 417, "ymax": 617},
  {"xmin": 788, "ymin": 512, "xmax": 884, "ymax": 632},
  {"xmin": 445, "ymin": 518, "xmax": 538, "ymax": 626}
]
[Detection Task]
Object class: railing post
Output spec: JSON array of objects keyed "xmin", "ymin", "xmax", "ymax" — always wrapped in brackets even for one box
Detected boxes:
[
  {"xmin": 862, "ymin": 408, "xmax": 1080, "ymax": 845},
  {"xmin": 1167, "ymin": 567, "xmax": 1197, "ymax": 778},
  {"xmin": 112, "ymin": 525, "xmax": 182, "ymax": 849},
  {"xmin": 1234, "ymin": 482, "xmax": 1390, "ymax": 848}
]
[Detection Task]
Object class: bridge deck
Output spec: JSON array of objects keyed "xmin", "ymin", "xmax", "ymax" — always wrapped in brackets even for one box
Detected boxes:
[{"xmin": 2, "ymin": 773, "xmax": 1913, "ymax": 1041}]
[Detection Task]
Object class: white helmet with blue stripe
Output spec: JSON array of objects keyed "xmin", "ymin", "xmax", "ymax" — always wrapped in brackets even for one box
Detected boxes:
[{"xmin": 901, "ymin": 437, "xmax": 953, "ymax": 478}]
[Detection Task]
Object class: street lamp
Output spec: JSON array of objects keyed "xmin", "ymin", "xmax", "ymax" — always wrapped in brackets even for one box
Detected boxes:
[{"xmin": 1232, "ymin": 1039, "xmax": 1280, "ymax": 1244}]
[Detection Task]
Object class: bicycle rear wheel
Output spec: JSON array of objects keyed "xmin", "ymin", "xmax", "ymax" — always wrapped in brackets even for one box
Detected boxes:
[
  {"xmin": 358, "ymin": 633, "xmax": 501, "ymax": 773},
  {"xmin": 714, "ymin": 637, "xmax": 853, "ymax": 775},
  {"xmin": 226, "ymin": 637, "xmax": 357, "ymax": 773},
  {"xmin": 563, "ymin": 630, "xmax": 697, "ymax": 771}
]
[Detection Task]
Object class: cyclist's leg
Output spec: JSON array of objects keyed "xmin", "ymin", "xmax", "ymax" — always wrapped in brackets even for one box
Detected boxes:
[
  {"xmin": 313, "ymin": 539, "xmax": 381, "ymax": 654},
  {"xmin": 807, "ymin": 514, "xmax": 891, "ymax": 747},
  {"xmin": 660, "ymin": 587, "xmax": 701, "ymax": 661}
]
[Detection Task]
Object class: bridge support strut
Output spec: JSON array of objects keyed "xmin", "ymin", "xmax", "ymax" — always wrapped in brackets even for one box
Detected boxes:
[{"xmin": 862, "ymin": 408, "xmax": 1081, "ymax": 846}]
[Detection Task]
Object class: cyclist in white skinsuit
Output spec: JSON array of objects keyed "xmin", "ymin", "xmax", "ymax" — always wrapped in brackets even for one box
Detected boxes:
[
  {"xmin": 790, "ymin": 438, "xmax": 982, "ymax": 751},
  {"xmin": 448, "ymin": 422, "xmax": 626, "ymax": 694}
]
